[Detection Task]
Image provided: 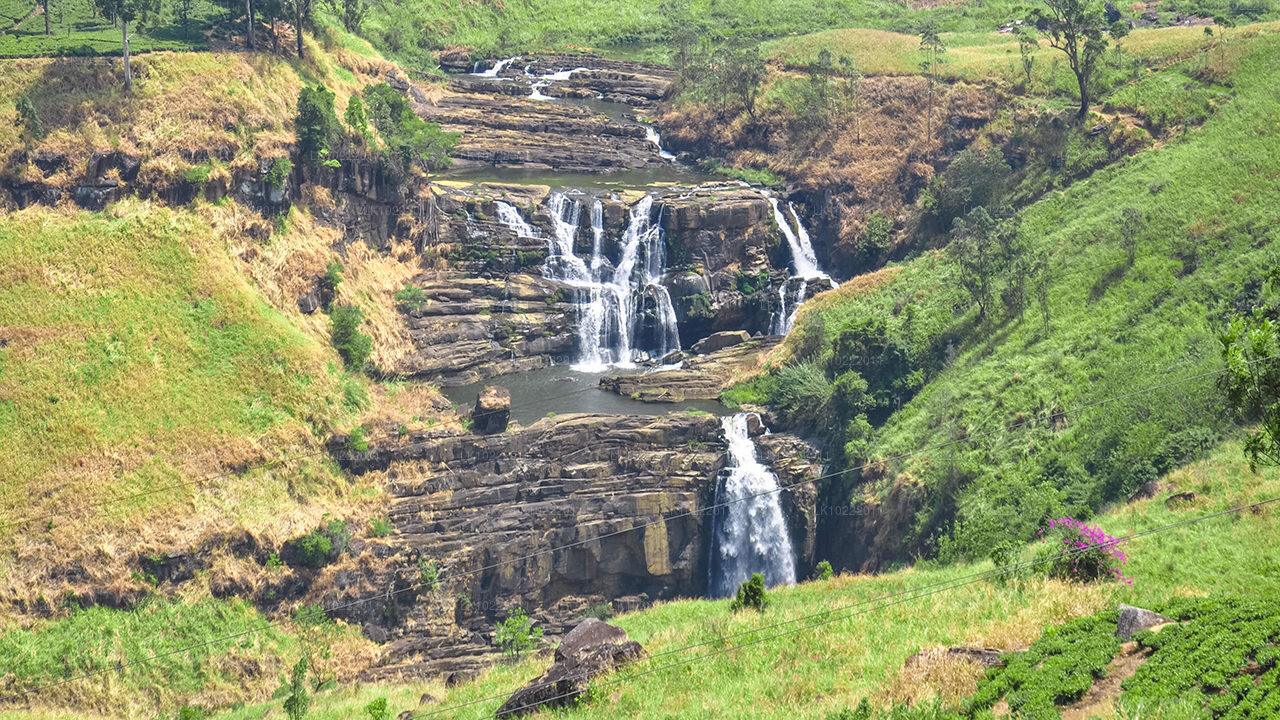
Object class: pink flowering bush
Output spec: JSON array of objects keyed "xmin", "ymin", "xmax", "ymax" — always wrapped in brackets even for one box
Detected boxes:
[{"xmin": 1037, "ymin": 516, "xmax": 1132, "ymax": 584}]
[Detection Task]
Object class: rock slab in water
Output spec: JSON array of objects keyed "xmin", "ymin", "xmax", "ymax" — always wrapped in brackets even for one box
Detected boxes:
[
  {"xmin": 1115, "ymin": 604, "xmax": 1173, "ymax": 639},
  {"xmin": 496, "ymin": 619, "xmax": 644, "ymax": 717},
  {"xmin": 473, "ymin": 385, "xmax": 511, "ymax": 434}
]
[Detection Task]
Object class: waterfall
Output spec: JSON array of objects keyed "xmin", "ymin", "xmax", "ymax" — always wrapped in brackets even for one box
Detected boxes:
[
  {"xmin": 473, "ymin": 56, "xmax": 517, "ymax": 77},
  {"xmin": 766, "ymin": 193, "xmax": 839, "ymax": 334},
  {"xmin": 645, "ymin": 126, "xmax": 677, "ymax": 161},
  {"xmin": 493, "ymin": 193, "xmax": 681, "ymax": 370},
  {"xmin": 526, "ymin": 66, "xmax": 591, "ymax": 101},
  {"xmin": 708, "ymin": 413, "xmax": 797, "ymax": 598}
]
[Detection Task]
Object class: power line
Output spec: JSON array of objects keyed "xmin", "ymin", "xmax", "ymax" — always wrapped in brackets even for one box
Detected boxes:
[
  {"xmin": 460, "ymin": 495, "xmax": 1280, "ymax": 720},
  {"xmin": 21, "ymin": 354, "xmax": 1275, "ymax": 697}
]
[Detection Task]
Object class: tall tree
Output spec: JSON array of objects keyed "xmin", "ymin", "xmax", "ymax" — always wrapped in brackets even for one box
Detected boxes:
[
  {"xmin": 918, "ymin": 19, "xmax": 947, "ymax": 143},
  {"xmin": 288, "ymin": 0, "xmax": 314, "ymax": 58},
  {"xmin": 1035, "ymin": 0, "xmax": 1109, "ymax": 118},
  {"xmin": 246, "ymin": 0, "xmax": 256, "ymax": 48},
  {"xmin": 43, "ymin": 0, "xmax": 51, "ymax": 35},
  {"xmin": 1221, "ymin": 269, "xmax": 1280, "ymax": 471},
  {"xmin": 93, "ymin": 0, "xmax": 159, "ymax": 93}
]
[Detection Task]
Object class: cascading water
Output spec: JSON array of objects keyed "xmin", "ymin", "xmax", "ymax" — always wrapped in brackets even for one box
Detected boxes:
[
  {"xmin": 493, "ymin": 193, "xmax": 681, "ymax": 370},
  {"xmin": 766, "ymin": 193, "xmax": 839, "ymax": 334},
  {"xmin": 644, "ymin": 126, "xmax": 677, "ymax": 161},
  {"xmin": 708, "ymin": 413, "xmax": 797, "ymax": 598},
  {"xmin": 473, "ymin": 56, "xmax": 517, "ymax": 77}
]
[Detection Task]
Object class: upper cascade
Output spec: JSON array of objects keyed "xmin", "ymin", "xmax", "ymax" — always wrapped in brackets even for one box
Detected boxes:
[
  {"xmin": 494, "ymin": 193, "xmax": 681, "ymax": 370},
  {"xmin": 708, "ymin": 412, "xmax": 798, "ymax": 598},
  {"xmin": 765, "ymin": 192, "xmax": 839, "ymax": 334}
]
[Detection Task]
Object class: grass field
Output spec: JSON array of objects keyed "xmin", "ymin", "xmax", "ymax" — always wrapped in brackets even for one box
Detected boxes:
[
  {"xmin": 199, "ymin": 440, "xmax": 1280, "ymax": 720},
  {"xmin": 0, "ymin": 0, "xmax": 221, "ymax": 57}
]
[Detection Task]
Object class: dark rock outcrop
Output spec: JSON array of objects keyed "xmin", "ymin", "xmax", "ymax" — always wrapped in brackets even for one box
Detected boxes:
[
  {"xmin": 473, "ymin": 385, "xmax": 511, "ymax": 434},
  {"xmin": 496, "ymin": 619, "xmax": 645, "ymax": 717}
]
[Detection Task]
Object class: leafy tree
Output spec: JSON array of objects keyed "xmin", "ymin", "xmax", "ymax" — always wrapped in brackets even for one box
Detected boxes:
[
  {"xmin": 363, "ymin": 83, "xmax": 457, "ymax": 176},
  {"xmin": 918, "ymin": 19, "xmax": 947, "ymax": 143},
  {"xmin": 1221, "ymin": 269, "xmax": 1280, "ymax": 471},
  {"xmin": 1118, "ymin": 206, "xmax": 1143, "ymax": 266},
  {"xmin": 282, "ymin": 657, "xmax": 310, "ymax": 720},
  {"xmin": 287, "ymin": 0, "xmax": 316, "ymax": 58},
  {"xmin": 329, "ymin": 304, "xmax": 372, "ymax": 369},
  {"xmin": 815, "ymin": 560, "xmax": 834, "ymax": 581},
  {"xmin": 92, "ymin": 0, "xmax": 160, "ymax": 93},
  {"xmin": 729, "ymin": 573, "xmax": 769, "ymax": 612},
  {"xmin": 715, "ymin": 40, "xmax": 767, "ymax": 117},
  {"xmin": 948, "ymin": 207, "xmax": 1024, "ymax": 322},
  {"xmin": 296, "ymin": 84, "xmax": 340, "ymax": 161},
  {"xmin": 326, "ymin": 0, "xmax": 364, "ymax": 32},
  {"xmin": 344, "ymin": 96, "xmax": 369, "ymax": 141},
  {"xmin": 494, "ymin": 607, "xmax": 543, "ymax": 658},
  {"xmin": 927, "ymin": 147, "xmax": 1012, "ymax": 230},
  {"xmin": 15, "ymin": 94, "xmax": 44, "ymax": 142},
  {"xmin": 1034, "ymin": 0, "xmax": 1111, "ymax": 118},
  {"xmin": 1017, "ymin": 26, "xmax": 1038, "ymax": 88},
  {"xmin": 175, "ymin": 0, "xmax": 196, "ymax": 39},
  {"xmin": 836, "ymin": 55, "xmax": 864, "ymax": 143}
]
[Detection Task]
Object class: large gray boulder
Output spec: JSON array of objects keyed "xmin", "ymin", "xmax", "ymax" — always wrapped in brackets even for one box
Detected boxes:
[
  {"xmin": 1116, "ymin": 604, "xmax": 1173, "ymax": 640},
  {"xmin": 496, "ymin": 619, "xmax": 645, "ymax": 717}
]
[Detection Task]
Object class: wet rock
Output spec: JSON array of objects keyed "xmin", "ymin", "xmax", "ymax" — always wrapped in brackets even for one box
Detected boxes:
[
  {"xmin": 473, "ymin": 385, "xmax": 511, "ymax": 434},
  {"xmin": 298, "ymin": 286, "xmax": 321, "ymax": 314},
  {"xmin": 1166, "ymin": 491, "xmax": 1197, "ymax": 508},
  {"xmin": 496, "ymin": 620, "xmax": 645, "ymax": 717},
  {"xmin": 691, "ymin": 330, "xmax": 751, "ymax": 355},
  {"xmin": 1116, "ymin": 604, "xmax": 1172, "ymax": 639}
]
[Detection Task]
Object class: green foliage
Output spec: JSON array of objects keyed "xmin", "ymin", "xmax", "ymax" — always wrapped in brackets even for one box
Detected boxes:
[
  {"xmin": 1034, "ymin": 0, "xmax": 1113, "ymax": 117},
  {"xmin": 735, "ymin": 269, "xmax": 772, "ymax": 295},
  {"xmin": 583, "ymin": 602, "xmax": 614, "ymax": 620},
  {"xmin": 291, "ymin": 531, "xmax": 332, "ymax": 569},
  {"xmin": 322, "ymin": 262, "xmax": 344, "ymax": 294},
  {"xmin": 1220, "ymin": 270, "xmax": 1280, "ymax": 470},
  {"xmin": 966, "ymin": 611, "xmax": 1122, "ymax": 719},
  {"xmin": 730, "ymin": 573, "xmax": 769, "ymax": 612},
  {"xmin": 177, "ymin": 706, "xmax": 205, "ymax": 720},
  {"xmin": 344, "ymin": 96, "xmax": 370, "ymax": 140},
  {"xmin": 183, "ymin": 162, "xmax": 213, "ymax": 185},
  {"xmin": 15, "ymin": 93, "xmax": 44, "ymax": 141},
  {"xmin": 1122, "ymin": 597, "xmax": 1280, "ymax": 716},
  {"xmin": 296, "ymin": 84, "xmax": 341, "ymax": 160},
  {"xmin": 369, "ymin": 517, "xmax": 393, "ymax": 537},
  {"xmin": 348, "ymin": 426, "xmax": 368, "ymax": 452},
  {"xmin": 924, "ymin": 148, "xmax": 1013, "ymax": 234},
  {"xmin": 281, "ymin": 656, "xmax": 310, "ymax": 720},
  {"xmin": 947, "ymin": 207, "xmax": 1024, "ymax": 322},
  {"xmin": 859, "ymin": 212, "xmax": 893, "ymax": 268},
  {"xmin": 393, "ymin": 284, "xmax": 427, "ymax": 310},
  {"xmin": 329, "ymin": 305, "xmax": 372, "ymax": 370},
  {"xmin": 815, "ymin": 560, "xmax": 834, "ymax": 581},
  {"xmin": 265, "ymin": 157, "xmax": 294, "ymax": 190},
  {"xmin": 771, "ymin": 361, "xmax": 833, "ymax": 429},
  {"xmin": 417, "ymin": 557, "xmax": 439, "ymax": 590},
  {"xmin": 363, "ymin": 83, "xmax": 458, "ymax": 177},
  {"xmin": 676, "ymin": 39, "xmax": 767, "ymax": 116},
  {"xmin": 697, "ymin": 159, "xmax": 785, "ymax": 187},
  {"xmin": 494, "ymin": 607, "xmax": 543, "ymax": 658},
  {"xmin": 363, "ymin": 697, "xmax": 391, "ymax": 720}
]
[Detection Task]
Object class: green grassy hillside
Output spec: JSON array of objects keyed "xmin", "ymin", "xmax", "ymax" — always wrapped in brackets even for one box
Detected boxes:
[
  {"xmin": 728, "ymin": 25, "xmax": 1280, "ymax": 564},
  {"xmin": 209, "ymin": 440, "xmax": 1280, "ymax": 720}
]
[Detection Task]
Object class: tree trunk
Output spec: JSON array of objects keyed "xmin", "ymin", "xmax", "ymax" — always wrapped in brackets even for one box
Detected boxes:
[
  {"xmin": 295, "ymin": 4, "xmax": 304, "ymax": 59},
  {"xmin": 1076, "ymin": 72, "xmax": 1089, "ymax": 118},
  {"xmin": 43, "ymin": 0, "xmax": 50, "ymax": 35},
  {"xmin": 245, "ymin": 0, "xmax": 255, "ymax": 49},
  {"xmin": 121, "ymin": 20, "xmax": 132, "ymax": 93}
]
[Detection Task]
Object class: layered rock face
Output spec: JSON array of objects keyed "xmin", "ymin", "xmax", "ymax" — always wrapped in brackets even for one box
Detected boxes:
[
  {"xmin": 330, "ymin": 412, "xmax": 819, "ymax": 682},
  {"xmin": 413, "ymin": 54, "xmax": 675, "ymax": 173}
]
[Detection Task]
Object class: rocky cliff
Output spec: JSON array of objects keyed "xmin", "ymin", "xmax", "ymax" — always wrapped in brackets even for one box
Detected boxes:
[{"xmin": 325, "ymin": 411, "xmax": 820, "ymax": 682}]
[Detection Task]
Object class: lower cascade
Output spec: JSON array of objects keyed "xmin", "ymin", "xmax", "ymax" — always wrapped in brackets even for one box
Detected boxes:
[
  {"xmin": 766, "ymin": 193, "xmax": 839, "ymax": 334},
  {"xmin": 495, "ymin": 193, "xmax": 681, "ymax": 369},
  {"xmin": 708, "ymin": 413, "xmax": 797, "ymax": 598}
]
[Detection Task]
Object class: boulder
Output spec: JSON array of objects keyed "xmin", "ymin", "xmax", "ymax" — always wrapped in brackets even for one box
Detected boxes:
[
  {"xmin": 691, "ymin": 330, "xmax": 751, "ymax": 355},
  {"xmin": 1165, "ymin": 491, "xmax": 1196, "ymax": 508},
  {"xmin": 1115, "ymin": 604, "xmax": 1173, "ymax": 639},
  {"xmin": 473, "ymin": 385, "xmax": 511, "ymax": 434},
  {"xmin": 496, "ymin": 620, "xmax": 645, "ymax": 717},
  {"xmin": 1128, "ymin": 480, "xmax": 1162, "ymax": 503}
]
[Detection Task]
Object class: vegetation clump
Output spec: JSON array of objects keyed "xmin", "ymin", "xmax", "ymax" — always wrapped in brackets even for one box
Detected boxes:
[
  {"xmin": 329, "ymin": 305, "xmax": 372, "ymax": 370},
  {"xmin": 494, "ymin": 607, "xmax": 543, "ymax": 658},
  {"xmin": 730, "ymin": 573, "xmax": 769, "ymax": 612}
]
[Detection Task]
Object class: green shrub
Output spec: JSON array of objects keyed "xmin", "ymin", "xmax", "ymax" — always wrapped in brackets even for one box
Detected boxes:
[
  {"xmin": 393, "ymin": 284, "xmax": 427, "ymax": 310},
  {"xmin": 176, "ymin": 706, "xmax": 205, "ymax": 720},
  {"xmin": 265, "ymin": 157, "xmax": 293, "ymax": 190},
  {"xmin": 494, "ymin": 607, "xmax": 543, "ymax": 658},
  {"xmin": 322, "ymin": 262, "xmax": 344, "ymax": 293},
  {"xmin": 348, "ymin": 426, "xmax": 368, "ymax": 452},
  {"xmin": 281, "ymin": 657, "xmax": 310, "ymax": 720},
  {"xmin": 297, "ymin": 84, "xmax": 341, "ymax": 160},
  {"xmin": 771, "ymin": 362, "xmax": 833, "ymax": 429},
  {"xmin": 814, "ymin": 560, "xmax": 834, "ymax": 581},
  {"xmin": 183, "ymin": 162, "xmax": 213, "ymax": 185},
  {"xmin": 345, "ymin": 96, "xmax": 370, "ymax": 140},
  {"xmin": 735, "ymin": 269, "xmax": 772, "ymax": 295},
  {"xmin": 292, "ymin": 532, "xmax": 332, "ymax": 569},
  {"xmin": 418, "ymin": 557, "xmax": 439, "ymax": 590},
  {"xmin": 364, "ymin": 697, "xmax": 390, "ymax": 720},
  {"xmin": 330, "ymin": 305, "xmax": 372, "ymax": 370},
  {"xmin": 369, "ymin": 517, "xmax": 393, "ymax": 538},
  {"xmin": 364, "ymin": 82, "xmax": 458, "ymax": 177},
  {"xmin": 729, "ymin": 573, "xmax": 768, "ymax": 612},
  {"xmin": 323, "ymin": 517, "xmax": 351, "ymax": 556},
  {"xmin": 15, "ymin": 93, "xmax": 44, "ymax": 141},
  {"xmin": 583, "ymin": 602, "xmax": 614, "ymax": 620}
]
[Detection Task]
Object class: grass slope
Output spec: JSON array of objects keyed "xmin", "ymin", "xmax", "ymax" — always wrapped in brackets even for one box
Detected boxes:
[
  {"xmin": 212, "ymin": 441, "xmax": 1280, "ymax": 720},
  {"xmin": 744, "ymin": 26, "xmax": 1280, "ymax": 562}
]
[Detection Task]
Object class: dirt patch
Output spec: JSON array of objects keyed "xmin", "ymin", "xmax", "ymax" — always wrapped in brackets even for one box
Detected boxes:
[{"xmin": 1060, "ymin": 641, "xmax": 1151, "ymax": 720}]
